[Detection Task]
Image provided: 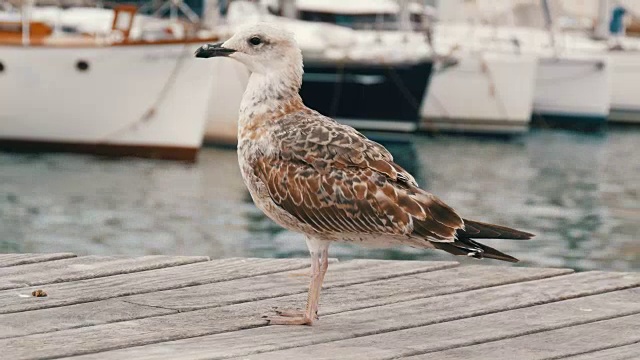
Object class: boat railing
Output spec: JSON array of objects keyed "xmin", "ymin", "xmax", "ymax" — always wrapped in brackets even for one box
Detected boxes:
[{"xmin": 0, "ymin": 1, "xmax": 221, "ymax": 47}]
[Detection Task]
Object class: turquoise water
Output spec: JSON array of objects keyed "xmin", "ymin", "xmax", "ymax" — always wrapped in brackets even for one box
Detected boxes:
[{"xmin": 1, "ymin": 128, "xmax": 638, "ymax": 271}]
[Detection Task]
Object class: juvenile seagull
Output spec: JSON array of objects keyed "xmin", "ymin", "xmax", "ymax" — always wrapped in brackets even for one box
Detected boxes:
[{"xmin": 195, "ymin": 23, "xmax": 534, "ymax": 326}]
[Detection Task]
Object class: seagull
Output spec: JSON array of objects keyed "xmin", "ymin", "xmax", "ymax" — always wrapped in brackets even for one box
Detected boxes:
[{"xmin": 195, "ymin": 23, "xmax": 534, "ymax": 326}]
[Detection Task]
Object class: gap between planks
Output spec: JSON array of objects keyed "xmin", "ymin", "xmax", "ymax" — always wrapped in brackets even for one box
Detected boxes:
[
  {"xmin": 0, "ymin": 255, "xmax": 211, "ymax": 290},
  {"xmin": 0, "ymin": 259, "xmax": 458, "ymax": 340},
  {"xmin": 3, "ymin": 265, "xmax": 577, "ymax": 360},
  {"xmin": 400, "ymin": 313, "xmax": 640, "ymax": 360},
  {"xmin": 558, "ymin": 340, "xmax": 640, "ymax": 360},
  {"xmin": 223, "ymin": 288, "xmax": 640, "ymax": 360},
  {"xmin": 66, "ymin": 271, "xmax": 640, "ymax": 360},
  {"xmin": 0, "ymin": 257, "xmax": 315, "ymax": 314},
  {"xmin": 0, "ymin": 253, "xmax": 77, "ymax": 268},
  {"xmin": 5, "ymin": 256, "xmax": 637, "ymax": 360}
]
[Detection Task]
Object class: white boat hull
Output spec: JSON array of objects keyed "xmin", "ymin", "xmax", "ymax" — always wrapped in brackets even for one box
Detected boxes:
[
  {"xmin": 0, "ymin": 43, "xmax": 216, "ymax": 161},
  {"xmin": 421, "ymin": 51, "xmax": 537, "ymax": 134},
  {"xmin": 608, "ymin": 51, "xmax": 640, "ymax": 123},
  {"xmin": 203, "ymin": 58, "xmax": 249, "ymax": 146},
  {"xmin": 433, "ymin": 24, "xmax": 613, "ymax": 129},
  {"xmin": 533, "ymin": 54, "xmax": 610, "ymax": 126}
]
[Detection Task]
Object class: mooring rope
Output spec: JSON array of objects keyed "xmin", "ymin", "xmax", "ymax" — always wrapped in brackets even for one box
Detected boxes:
[{"xmin": 97, "ymin": 43, "xmax": 191, "ymax": 144}]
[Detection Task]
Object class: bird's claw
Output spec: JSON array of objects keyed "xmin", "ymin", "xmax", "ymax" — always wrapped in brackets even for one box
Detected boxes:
[
  {"xmin": 274, "ymin": 308, "xmax": 306, "ymax": 317},
  {"xmin": 265, "ymin": 315, "xmax": 313, "ymax": 326},
  {"xmin": 262, "ymin": 307, "xmax": 318, "ymax": 325}
]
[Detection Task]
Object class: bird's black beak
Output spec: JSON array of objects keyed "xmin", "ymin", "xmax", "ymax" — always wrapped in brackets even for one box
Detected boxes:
[{"xmin": 194, "ymin": 43, "xmax": 236, "ymax": 58}]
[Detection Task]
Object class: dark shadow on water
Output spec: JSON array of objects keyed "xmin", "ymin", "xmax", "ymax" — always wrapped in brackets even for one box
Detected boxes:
[
  {"xmin": 417, "ymin": 130, "xmax": 526, "ymax": 142},
  {"xmin": 202, "ymin": 141, "xmax": 237, "ymax": 151},
  {"xmin": 531, "ymin": 114, "xmax": 608, "ymax": 133}
]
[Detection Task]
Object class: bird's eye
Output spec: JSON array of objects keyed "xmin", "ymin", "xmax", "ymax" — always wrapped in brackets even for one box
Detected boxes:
[{"xmin": 249, "ymin": 36, "xmax": 262, "ymax": 46}]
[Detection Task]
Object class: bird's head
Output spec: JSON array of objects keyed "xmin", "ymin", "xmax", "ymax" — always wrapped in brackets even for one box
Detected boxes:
[{"xmin": 195, "ymin": 23, "xmax": 303, "ymax": 77}]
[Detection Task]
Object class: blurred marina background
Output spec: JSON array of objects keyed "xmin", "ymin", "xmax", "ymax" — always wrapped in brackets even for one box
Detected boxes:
[{"xmin": 0, "ymin": 0, "xmax": 638, "ymax": 271}]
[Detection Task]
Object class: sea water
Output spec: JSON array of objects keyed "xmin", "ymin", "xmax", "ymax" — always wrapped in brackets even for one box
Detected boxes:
[{"xmin": 1, "ymin": 128, "xmax": 638, "ymax": 271}]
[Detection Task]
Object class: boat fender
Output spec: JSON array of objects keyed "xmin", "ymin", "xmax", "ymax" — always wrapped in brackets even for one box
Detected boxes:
[{"xmin": 610, "ymin": 6, "xmax": 627, "ymax": 35}]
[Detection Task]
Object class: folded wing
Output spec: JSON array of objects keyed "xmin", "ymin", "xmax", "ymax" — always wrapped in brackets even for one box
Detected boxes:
[
  {"xmin": 255, "ymin": 111, "xmax": 464, "ymax": 240},
  {"xmin": 254, "ymin": 155, "xmax": 463, "ymax": 240},
  {"xmin": 254, "ymin": 111, "xmax": 533, "ymax": 262}
]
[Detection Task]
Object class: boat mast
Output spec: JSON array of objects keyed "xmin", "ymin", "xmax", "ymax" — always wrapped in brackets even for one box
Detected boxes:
[
  {"xmin": 151, "ymin": 0, "xmax": 201, "ymax": 24},
  {"xmin": 278, "ymin": 0, "xmax": 297, "ymax": 19},
  {"xmin": 202, "ymin": 0, "xmax": 221, "ymax": 28},
  {"xmin": 21, "ymin": 0, "xmax": 34, "ymax": 46},
  {"xmin": 398, "ymin": 0, "xmax": 412, "ymax": 32},
  {"xmin": 541, "ymin": 0, "xmax": 557, "ymax": 56},
  {"xmin": 593, "ymin": 0, "xmax": 610, "ymax": 40}
]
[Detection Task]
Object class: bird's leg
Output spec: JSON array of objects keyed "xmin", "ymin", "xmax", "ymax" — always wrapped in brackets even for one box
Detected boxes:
[
  {"xmin": 266, "ymin": 250, "xmax": 321, "ymax": 325},
  {"xmin": 311, "ymin": 246, "xmax": 329, "ymax": 317},
  {"xmin": 266, "ymin": 238, "xmax": 330, "ymax": 326},
  {"xmin": 274, "ymin": 248, "xmax": 326, "ymax": 318},
  {"xmin": 319, "ymin": 246, "xmax": 329, "ymax": 281}
]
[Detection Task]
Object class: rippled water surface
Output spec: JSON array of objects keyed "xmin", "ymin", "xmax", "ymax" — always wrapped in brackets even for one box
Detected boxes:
[{"xmin": 1, "ymin": 128, "xmax": 638, "ymax": 271}]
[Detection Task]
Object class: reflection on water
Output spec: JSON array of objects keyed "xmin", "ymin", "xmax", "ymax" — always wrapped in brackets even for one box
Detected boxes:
[{"xmin": 0, "ymin": 128, "xmax": 638, "ymax": 271}]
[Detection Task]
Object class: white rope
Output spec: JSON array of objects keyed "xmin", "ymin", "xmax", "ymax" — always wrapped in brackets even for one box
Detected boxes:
[{"xmin": 479, "ymin": 54, "xmax": 510, "ymax": 119}]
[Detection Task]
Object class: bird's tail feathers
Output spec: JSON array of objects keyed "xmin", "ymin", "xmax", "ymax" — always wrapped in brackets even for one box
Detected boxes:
[
  {"xmin": 458, "ymin": 219, "xmax": 534, "ymax": 240},
  {"xmin": 432, "ymin": 237, "xmax": 520, "ymax": 263},
  {"xmin": 429, "ymin": 219, "xmax": 534, "ymax": 263}
]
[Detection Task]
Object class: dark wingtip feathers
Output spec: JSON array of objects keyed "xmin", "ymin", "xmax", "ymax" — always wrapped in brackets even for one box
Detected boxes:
[
  {"xmin": 430, "ymin": 219, "xmax": 534, "ymax": 263},
  {"xmin": 432, "ymin": 237, "xmax": 520, "ymax": 263},
  {"xmin": 459, "ymin": 219, "xmax": 535, "ymax": 240}
]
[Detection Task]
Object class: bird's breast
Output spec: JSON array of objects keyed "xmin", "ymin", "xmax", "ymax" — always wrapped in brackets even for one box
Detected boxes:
[{"xmin": 236, "ymin": 135, "xmax": 319, "ymax": 236}]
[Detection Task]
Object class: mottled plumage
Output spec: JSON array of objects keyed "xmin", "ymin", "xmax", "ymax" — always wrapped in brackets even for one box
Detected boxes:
[
  {"xmin": 196, "ymin": 22, "xmax": 534, "ymax": 326},
  {"xmin": 249, "ymin": 106, "xmax": 459, "ymax": 239}
]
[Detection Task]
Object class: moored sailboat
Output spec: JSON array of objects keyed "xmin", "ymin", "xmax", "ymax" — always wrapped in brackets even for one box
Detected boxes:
[{"xmin": 0, "ymin": 3, "xmax": 220, "ymax": 161}]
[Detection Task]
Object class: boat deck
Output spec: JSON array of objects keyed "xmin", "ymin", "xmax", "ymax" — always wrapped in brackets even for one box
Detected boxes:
[{"xmin": 1, "ymin": 253, "xmax": 639, "ymax": 360}]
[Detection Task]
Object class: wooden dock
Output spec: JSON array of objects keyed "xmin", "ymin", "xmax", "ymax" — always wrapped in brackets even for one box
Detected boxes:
[{"xmin": 1, "ymin": 253, "xmax": 639, "ymax": 360}]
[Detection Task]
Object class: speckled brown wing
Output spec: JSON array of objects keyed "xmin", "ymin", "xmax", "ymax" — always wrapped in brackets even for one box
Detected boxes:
[{"xmin": 253, "ymin": 111, "xmax": 464, "ymax": 240}]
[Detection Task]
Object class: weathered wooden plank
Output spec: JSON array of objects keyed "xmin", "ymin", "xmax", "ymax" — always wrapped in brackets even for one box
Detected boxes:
[
  {"xmin": 0, "ymin": 258, "xmax": 312, "ymax": 314},
  {"xmin": 0, "ymin": 299, "xmax": 176, "ymax": 340},
  {"xmin": 0, "ymin": 255, "xmax": 210, "ymax": 290},
  {"xmin": 561, "ymin": 342, "xmax": 640, "ymax": 360},
  {"xmin": 316, "ymin": 264, "xmax": 570, "ymax": 317},
  {"xmin": 5, "ymin": 265, "xmax": 572, "ymax": 359},
  {"xmin": 0, "ymin": 260, "xmax": 457, "ymax": 339},
  {"xmin": 404, "ymin": 314, "xmax": 640, "ymax": 360},
  {"xmin": 123, "ymin": 259, "xmax": 459, "ymax": 311},
  {"xmin": 221, "ymin": 288, "xmax": 640, "ymax": 360},
  {"xmin": 0, "ymin": 253, "xmax": 76, "ymax": 268},
  {"xmin": 76, "ymin": 268, "xmax": 640, "ymax": 359}
]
